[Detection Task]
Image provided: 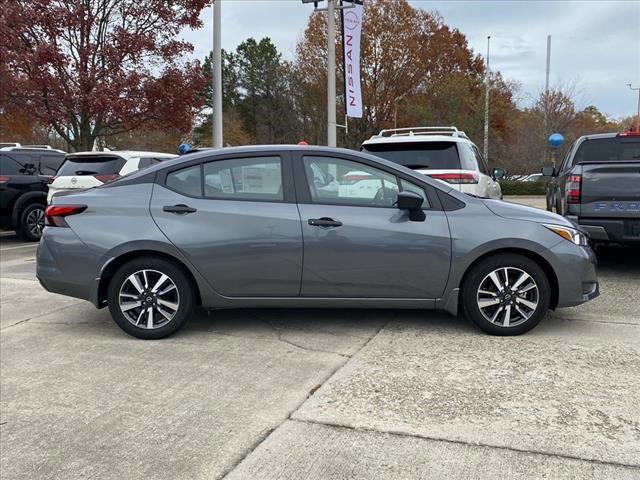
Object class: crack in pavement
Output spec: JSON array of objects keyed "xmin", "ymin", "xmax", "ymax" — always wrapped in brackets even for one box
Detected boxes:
[
  {"xmin": 218, "ymin": 316, "xmax": 393, "ymax": 480},
  {"xmin": 288, "ymin": 417, "xmax": 640, "ymax": 471},
  {"xmin": 0, "ymin": 300, "xmax": 86, "ymax": 331}
]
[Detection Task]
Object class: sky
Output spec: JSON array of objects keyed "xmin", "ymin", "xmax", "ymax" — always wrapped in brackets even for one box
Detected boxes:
[{"xmin": 180, "ymin": 0, "xmax": 640, "ymax": 119}]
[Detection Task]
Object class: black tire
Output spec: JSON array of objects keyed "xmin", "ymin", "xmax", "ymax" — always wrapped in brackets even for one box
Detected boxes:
[
  {"xmin": 461, "ymin": 254, "xmax": 551, "ymax": 336},
  {"xmin": 17, "ymin": 203, "xmax": 46, "ymax": 241},
  {"xmin": 107, "ymin": 257, "xmax": 195, "ymax": 339}
]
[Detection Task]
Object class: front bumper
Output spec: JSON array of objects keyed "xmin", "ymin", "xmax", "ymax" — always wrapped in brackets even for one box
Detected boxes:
[{"xmin": 544, "ymin": 240, "xmax": 599, "ymax": 308}]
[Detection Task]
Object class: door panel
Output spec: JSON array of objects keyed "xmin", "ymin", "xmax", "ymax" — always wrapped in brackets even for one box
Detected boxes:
[
  {"xmin": 151, "ymin": 185, "xmax": 302, "ymax": 297},
  {"xmin": 298, "ymin": 204, "xmax": 451, "ymax": 299}
]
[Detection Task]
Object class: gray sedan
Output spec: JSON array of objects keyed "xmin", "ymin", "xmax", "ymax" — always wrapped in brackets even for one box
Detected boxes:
[{"xmin": 37, "ymin": 145, "xmax": 599, "ymax": 339}]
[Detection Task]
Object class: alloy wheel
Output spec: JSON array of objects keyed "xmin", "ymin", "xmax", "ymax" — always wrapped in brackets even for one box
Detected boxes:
[
  {"xmin": 476, "ymin": 267, "xmax": 539, "ymax": 328},
  {"xmin": 118, "ymin": 269, "xmax": 180, "ymax": 329},
  {"xmin": 26, "ymin": 207, "xmax": 45, "ymax": 237}
]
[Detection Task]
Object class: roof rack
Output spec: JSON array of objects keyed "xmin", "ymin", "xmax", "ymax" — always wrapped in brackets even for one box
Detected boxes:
[{"xmin": 375, "ymin": 126, "xmax": 468, "ymax": 139}]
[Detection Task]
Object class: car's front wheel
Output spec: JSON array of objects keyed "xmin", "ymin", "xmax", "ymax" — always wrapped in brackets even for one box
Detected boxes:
[
  {"xmin": 107, "ymin": 257, "xmax": 195, "ymax": 339},
  {"xmin": 461, "ymin": 254, "xmax": 551, "ymax": 336}
]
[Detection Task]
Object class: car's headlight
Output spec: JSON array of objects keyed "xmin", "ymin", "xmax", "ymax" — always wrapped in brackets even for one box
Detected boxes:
[{"xmin": 544, "ymin": 224, "xmax": 589, "ymax": 246}]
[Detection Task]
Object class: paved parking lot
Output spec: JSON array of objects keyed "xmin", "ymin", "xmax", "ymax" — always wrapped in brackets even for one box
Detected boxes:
[{"xmin": 1, "ymin": 199, "xmax": 639, "ymax": 479}]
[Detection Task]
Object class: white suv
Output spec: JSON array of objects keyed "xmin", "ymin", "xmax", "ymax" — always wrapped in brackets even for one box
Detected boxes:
[
  {"xmin": 48, "ymin": 151, "xmax": 176, "ymax": 202},
  {"xmin": 361, "ymin": 127, "xmax": 504, "ymax": 199}
]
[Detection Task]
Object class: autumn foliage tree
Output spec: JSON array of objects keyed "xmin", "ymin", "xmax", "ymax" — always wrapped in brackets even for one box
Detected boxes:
[{"xmin": 1, "ymin": 0, "xmax": 208, "ymax": 151}]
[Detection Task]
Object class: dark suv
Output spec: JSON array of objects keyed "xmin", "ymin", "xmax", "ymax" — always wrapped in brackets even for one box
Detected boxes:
[{"xmin": 0, "ymin": 148, "xmax": 66, "ymax": 240}]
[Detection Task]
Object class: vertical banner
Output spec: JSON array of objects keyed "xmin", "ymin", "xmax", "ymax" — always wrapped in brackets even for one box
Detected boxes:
[{"xmin": 342, "ymin": 1, "xmax": 363, "ymax": 118}]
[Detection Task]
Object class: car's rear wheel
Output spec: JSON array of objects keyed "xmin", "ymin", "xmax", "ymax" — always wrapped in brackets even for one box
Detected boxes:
[
  {"xmin": 461, "ymin": 254, "xmax": 551, "ymax": 336},
  {"xmin": 107, "ymin": 257, "xmax": 195, "ymax": 339},
  {"xmin": 17, "ymin": 203, "xmax": 46, "ymax": 241}
]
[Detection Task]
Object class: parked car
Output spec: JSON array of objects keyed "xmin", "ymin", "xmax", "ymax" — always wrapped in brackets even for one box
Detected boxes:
[
  {"xmin": 1, "ymin": 147, "xmax": 66, "ymax": 240},
  {"xmin": 48, "ymin": 151, "xmax": 177, "ymax": 202},
  {"xmin": 361, "ymin": 126, "xmax": 504, "ymax": 199},
  {"xmin": 520, "ymin": 173, "xmax": 545, "ymax": 182},
  {"xmin": 543, "ymin": 131, "xmax": 640, "ymax": 244},
  {"xmin": 37, "ymin": 145, "xmax": 599, "ymax": 339}
]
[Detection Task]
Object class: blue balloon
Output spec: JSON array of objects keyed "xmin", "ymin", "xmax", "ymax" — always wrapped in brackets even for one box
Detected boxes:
[
  {"xmin": 548, "ymin": 133, "xmax": 564, "ymax": 148},
  {"xmin": 178, "ymin": 143, "xmax": 191, "ymax": 154}
]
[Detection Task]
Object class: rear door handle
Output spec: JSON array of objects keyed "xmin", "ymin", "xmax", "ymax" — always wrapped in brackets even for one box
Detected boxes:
[
  {"xmin": 308, "ymin": 217, "xmax": 343, "ymax": 228},
  {"xmin": 163, "ymin": 204, "xmax": 197, "ymax": 214}
]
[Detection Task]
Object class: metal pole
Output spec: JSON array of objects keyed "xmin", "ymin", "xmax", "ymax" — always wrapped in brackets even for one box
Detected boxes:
[
  {"xmin": 213, "ymin": 0, "xmax": 223, "ymax": 148},
  {"xmin": 483, "ymin": 36, "xmax": 490, "ymax": 163},
  {"xmin": 545, "ymin": 35, "xmax": 551, "ymax": 95},
  {"xmin": 544, "ymin": 35, "xmax": 551, "ymax": 164},
  {"xmin": 327, "ymin": 0, "xmax": 337, "ymax": 147}
]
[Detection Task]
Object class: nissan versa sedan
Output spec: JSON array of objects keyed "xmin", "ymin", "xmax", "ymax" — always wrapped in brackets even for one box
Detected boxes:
[{"xmin": 36, "ymin": 145, "xmax": 599, "ymax": 339}]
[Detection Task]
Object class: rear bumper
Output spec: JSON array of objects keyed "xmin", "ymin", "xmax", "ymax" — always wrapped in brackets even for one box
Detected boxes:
[
  {"xmin": 568, "ymin": 216, "xmax": 640, "ymax": 243},
  {"xmin": 36, "ymin": 227, "xmax": 103, "ymax": 306}
]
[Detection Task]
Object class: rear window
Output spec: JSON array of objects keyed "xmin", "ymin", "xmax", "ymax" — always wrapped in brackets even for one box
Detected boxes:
[
  {"xmin": 57, "ymin": 156, "xmax": 126, "ymax": 176},
  {"xmin": 362, "ymin": 142, "xmax": 461, "ymax": 170},
  {"xmin": 574, "ymin": 137, "xmax": 640, "ymax": 164}
]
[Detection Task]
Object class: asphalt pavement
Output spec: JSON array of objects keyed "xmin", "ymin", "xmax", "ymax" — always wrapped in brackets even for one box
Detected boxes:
[{"xmin": 1, "ymin": 199, "xmax": 639, "ymax": 479}]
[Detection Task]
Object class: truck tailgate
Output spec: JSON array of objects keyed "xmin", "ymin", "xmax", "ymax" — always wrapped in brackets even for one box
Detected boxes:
[{"xmin": 580, "ymin": 162, "xmax": 640, "ymax": 218}]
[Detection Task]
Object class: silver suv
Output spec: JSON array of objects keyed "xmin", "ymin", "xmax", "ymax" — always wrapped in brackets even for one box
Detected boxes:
[{"xmin": 362, "ymin": 126, "xmax": 504, "ymax": 199}]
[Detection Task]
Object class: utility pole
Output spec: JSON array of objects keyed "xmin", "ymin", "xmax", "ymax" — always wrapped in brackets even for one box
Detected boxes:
[
  {"xmin": 544, "ymin": 35, "xmax": 552, "ymax": 164},
  {"xmin": 628, "ymin": 84, "xmax": 640, "ymax": 132},
  {"xmin": 326, "ymin": 0, "xmax": 337, "ymax": 147},
  {"xmin": 212, "ymin": 0, "xmax": 223, "ymax": 148},
  {"xmin": 483, "ymin": 36, "xmax": 490, "ymax": 163}
]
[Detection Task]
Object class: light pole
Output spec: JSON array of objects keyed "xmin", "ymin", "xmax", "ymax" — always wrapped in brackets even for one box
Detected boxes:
[
  {"xmin": 327, "ymin": 0, "xmax": 337, "ymax": 147},
  {"xmin": 212, "ymin": 0, "xmax": 223, "ymax": 148},
  {"xmin": 483, "ymin": 36, "xmax": 490, "ymax": 164},
  {"xmin": 628, "ymin": 84, "xmax": 640, "ymax": 132}
]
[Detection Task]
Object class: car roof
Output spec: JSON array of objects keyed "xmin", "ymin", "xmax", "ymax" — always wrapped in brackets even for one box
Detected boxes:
[{"xmin": 65, "ymin": 150, "xmax": 177, "ymax": 160}]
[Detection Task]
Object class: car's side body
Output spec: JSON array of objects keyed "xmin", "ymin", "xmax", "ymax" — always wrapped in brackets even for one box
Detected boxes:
[{"xmin": 37, "ymin": 145, "xmax": 597, "ymax": 320}]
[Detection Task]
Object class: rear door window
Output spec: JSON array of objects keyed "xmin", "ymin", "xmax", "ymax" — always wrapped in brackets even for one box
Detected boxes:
[
  {"xmin": 57, "ymin": 156, "xmax": 126, "ymax": 176},
  {"xmin": 362, "ymin": 142, "xmax": 461, "ymax": 170},
  {"xmin": 0, "ymin": 153, "xmax": 38, "ymax": 175},
  {"xmin": 203, "ymin": 156, "xmax": 283, "ymax": 201},
  {"xmin": 166, "ymin": 165, "xmax": 202, "ymax": 197},
  {"xmin": 574, "ymin": 137, "xmax": 640, "ymax": 163},
  {"xmin": 471, "ymin": 145, "xmax": 490, "ymax": 175}
]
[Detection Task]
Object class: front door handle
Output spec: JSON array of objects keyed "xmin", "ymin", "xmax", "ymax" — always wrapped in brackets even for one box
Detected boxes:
[
  {"xmin": 308, "ymin": 217, "xmax": 343, "ymax": 228},
  {"xmin": 163, "ymin": 204, "xmax": 197, "ymax": 214}
]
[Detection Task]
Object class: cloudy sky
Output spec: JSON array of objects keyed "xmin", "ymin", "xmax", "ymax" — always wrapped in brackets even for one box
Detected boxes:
[{"xmin": 180, "ymin": 0, "xmax": 640, "ymax": 119}]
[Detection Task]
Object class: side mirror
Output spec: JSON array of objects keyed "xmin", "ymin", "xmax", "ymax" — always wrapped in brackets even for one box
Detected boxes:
[
  {"xmin": 492, "ymin": 167, "xmax": 505, "ymax": 180},
  {"xmin": 541, "ymin": 166, "xmax": 555, "ymax": 177},
  {"xmin": 396, "ymin": 191, "xmax": 425, "ymax": 221}
]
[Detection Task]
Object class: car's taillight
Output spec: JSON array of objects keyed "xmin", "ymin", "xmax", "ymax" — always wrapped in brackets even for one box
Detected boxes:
[
  {"xmin": 0, "ymin": 175, "xmax": 10, "ymax": 184},
  {"xmin": 428, "ymin": 172, "xmax": 479, "ymax": 184},
  {"xmin": 94, "ymin": 173, "xmax": 120, "ymax": 183},
  {"xmin": 44, "ymin": 204, "xmax": 87, "ymax": 227},
  {"xmin": 45, "ymin": 175, "xmax": 56, "ymax": 184},
  {"xmin": 566, "ymin": 174, "xmax": 581, "ymax": 204}
]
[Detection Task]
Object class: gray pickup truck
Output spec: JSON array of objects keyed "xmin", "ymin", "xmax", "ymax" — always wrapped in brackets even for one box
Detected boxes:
[{"xmin": 543, "ymin": 132, "xmax": 640, "ymax": 244}]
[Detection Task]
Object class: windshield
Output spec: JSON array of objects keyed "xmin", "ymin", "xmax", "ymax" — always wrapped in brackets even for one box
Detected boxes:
[
  {"xmin": 574, "ymin": 137, "xmax": 640, "ymax": 163},
  {"xmin": 57, "ymin": 156, "xmax": 126, "ymax": 176},
  {"xmin": 362, "ymin": 141, "xmax": 461, "ymax": 170}
]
